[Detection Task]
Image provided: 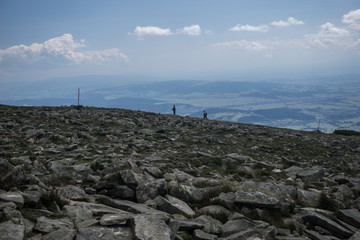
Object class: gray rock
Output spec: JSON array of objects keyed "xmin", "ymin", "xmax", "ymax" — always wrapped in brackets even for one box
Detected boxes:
[
  {"xmin": 76, "ymin": 226, "xmax": 133, "ymax": 240},
  {"xmin": 154, "ymin": 195, "xmax": 195, "ymax": 218},
  {"xmin": 99, "ymin": 213, "xmax": 133, "ymax": 226},
  {"xmin": 97, "ymin": 196, "xmax": 170, "ymax": 217},
  {"xmin": 215, "ymin": 192, "xmax": 236, "ymax": 210},
  {"xmin": 220, "ymin": 226, "xmax": 276, "ymax": 240},
  {"xmin": 63, "ymin": 205, "xmax": 93, "ymax": 226},
  {"xmin": 119, "ymin": 170, "xmax": 146, "ymax": 189},
  {"xmin": 0, "ymin": 220, "xmax": 24, "ymax": 240},
  {"xmin": 0, "ymin": 159, "xmax": 27, "ymax": 191},
  {"xmin": 21, "ymin": 217, "xmax": 35, "ymax": 237},
  {"xmin": 349, "ymin": 230, "xmax": 360, "ymax": 240},
  {"xmin": 234, "ymin": 191, "xmax": 280, "ymax": 208},
  {"xmin": 193, "ymin": 229, "xmax": 218, "ymax": 240},
  {"xmin": 58, "ymin": 185, "xmax": 86, "ymax": 201},
  {"xmin": 338, "ymin": 208, "xmax": 360, "ymax": 228},
  {"xmin": 301, "ymin": 211, "xmax": 353, "ymax": 238},
  {"xmin": 42, "ymin": 228, "xmax": 77, "ymax": 240},
  {"xmin": 285, "ymin": 166, "xmax": 324, "ymax": 182},
  {"xmin": 169, "ymin": 183, "xmax": 222, "ymax": 203},
  {"xmin": 0, "ymin": 191, "xmax": 24, "ymax": 208},
  {"xmin": 297, "ymin": 189, "xmax": 321, "ymax": 207},
  {"xmin": 133, "ymin": 214, "xmax": 171, "ymax": 240},
  {"xmin": 221, "ymin": 219, "xmax": 256, "ymax": 238},
  {"xmin": 68, "ymin": 200, "xmax": 129, "ymax": 216},
  {"xmin": 136, "ymin": 178, "xmax": 168, "ymax": 203},
  {"xmin": 22, "ymin": 185, "xmax": 43, "ymax": 205},
  {"xmin": 171, "ymin": 219, "xmax": 205, "ymax": 231},
  {"xmin": 194, "ymin": 215, "xmax": 223, "ymax": 236},
  {"xmin": 143, "ymin": 167, "xmax": 163, "ymax": 178},
  {"xmin": 304, "ymin": 229, "xmax": 335, "ymax": 240},
  {"xmin": 197, "ymin": 205, "xmax": 231, "ymax": 221},
  {"xmin": 107, "ymin": 185, "xmax": 136, "ymax": 200},
  {"xmin": 34, "ymin": 216, "xmax": 74, "ymax": 233}
]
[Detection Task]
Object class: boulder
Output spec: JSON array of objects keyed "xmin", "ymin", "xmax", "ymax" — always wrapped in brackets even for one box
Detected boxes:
[
  {"xmin": 169, "ymin": 183, "xmax": 222, "ymax": 203},
  {"xmin": 349, "ymin": 230, "xmax": 360, "ymax": 240},
  {"xmin": 63, "ymin": 205, "xmax": 93, "ymax": 226},
  {"xmin": 97, "ymin": 197, "xmax": 170, "ymax": 217},
  {"xmin": 76, "ymin": 226, "xmax": 133, "ymax": 240},
  {"xmin": 107, "ymin": 185, "xmax": 136, "ymax": 200},
  {"xmin": 338, "ymin": 208, "xmax": 360, "ymax": 229},
  {"xmin": 193, "ymin": 229, "xmax": 218, "ymax": 240},
  {"xmin": 0, "ymin": 220, "xmax": 24, "ymax": 240},
  {"xmin": 221, "ymin": 219, "xmax": 256, "ymax": 238},
  {"xmin": 194, "ymin": 215, "xmax": 223, "ymax": 236},
  {"xmin": 58, "ymin": 185, "xmax": 86, "ymax": 201},
  {"xmin": 285, "ymin": 166, "xmax": 324, "ymax": 182},
  {"xmin": 234, "ymin": 191, "xmax": 280, "ymax": 208},
  {"xmin": 68, "ymin": 201, "xmax": 129, "ymax": 216},
  {"xmin": 154, "ymin": 195, "xmax": 195, "ymax": 218},
  {"xmin": 42, "ymin": 228, "xmax": 77, "ymax": 240},
  {"xmin": 99, "ymin": 213, "xmax": 133, "ymax": 226},
  {"xmin": 197, "ymin": 205, "xmax": 231, "ymax": 222},
  {"xmin": 301, "ymin": 211, "xmax": 353, "ymax": 238},
  {"xmin": 136, "ymin": 178, "xmax": 168, "ymax": 203},
  {"xmin": 119, "ymin": 170, "xmax": 146, "ymax": 189},
  {"xmin": 170, "ymin": 219, "xmax": 205, "ymax": 231},
  {"xmin": 132, "ymin": 214, "xmax": 171, "ymax": 240},
  {"xmin": 0, "ymin": 191, "xmax": 24, "ymax": 208},
  {"xmin": 297, "ymin": 189, "xmax": 321, "ymax": 207},
  {"xmin": 0, "ymin": 159, "xmax": 27, "ymax": 191},
  {"xmin": 34, "ymin": 216, "xmax": 74, "ymax": 234}
]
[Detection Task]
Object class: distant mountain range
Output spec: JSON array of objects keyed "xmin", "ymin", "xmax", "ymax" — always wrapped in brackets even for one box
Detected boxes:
[{"xmin": 1, "ymin": 75, "xmax": 359, "ymax": 133}]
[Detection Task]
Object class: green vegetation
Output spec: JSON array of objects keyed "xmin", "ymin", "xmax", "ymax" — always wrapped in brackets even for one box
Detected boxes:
[{"xmin": 333, "ymin": 129, "xmax": 360, "ymax": 136}]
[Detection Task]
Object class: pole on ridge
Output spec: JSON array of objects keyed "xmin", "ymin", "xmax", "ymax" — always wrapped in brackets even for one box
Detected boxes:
[{"xmin": 78, "ymin": 88, "xmax": 80, "ymax": 106}]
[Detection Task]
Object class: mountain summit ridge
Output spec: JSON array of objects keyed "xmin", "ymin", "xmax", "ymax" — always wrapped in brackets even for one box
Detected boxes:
[{"xmin": 1, "ymin": 104, "xmax": 360, "ymax": 239}]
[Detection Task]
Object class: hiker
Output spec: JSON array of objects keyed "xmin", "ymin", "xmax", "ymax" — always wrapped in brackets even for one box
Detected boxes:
[
  {"xmin": 172, "ymin": 105, "xmax": 176, "ymax": 115},
  {"xmin": 203, "ymin": 110, "xmax": 208, "ymax": 119}
]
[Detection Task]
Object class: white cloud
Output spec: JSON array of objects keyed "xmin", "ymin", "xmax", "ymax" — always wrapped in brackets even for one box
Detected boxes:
[
  {"xmin": 271, "ymin": 17, "xmax": 304, "ymax": 27},
  {"xmin": 342, "ymin": 9, "xmax": 360, "ymax": 24},
  {"xmin": 0, "ymin": 34, "xmax": 130, "ymax": 67},
  {"xmin": 211, "ymin": 40, "xmax": 267, "ymax": 51},
  {"xmin": 134, "ymin": 26, "xmax": 173, "ymax": 38},
  {"xmin": 179, "ymin": 25, "xmax": 201, "ymax": 35},
  {"xmin": 306, "ymin": 22, "xmax": 357, "ymax": 48},
  {"xmin": 230, "ymin": 24, "xmax": 269, "ymax": 32}
]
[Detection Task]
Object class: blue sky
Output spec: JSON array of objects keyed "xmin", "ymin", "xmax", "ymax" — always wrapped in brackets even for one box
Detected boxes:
[{"xmin": 1, "ymin": 0, "xmax": 360, "ymax": 83}]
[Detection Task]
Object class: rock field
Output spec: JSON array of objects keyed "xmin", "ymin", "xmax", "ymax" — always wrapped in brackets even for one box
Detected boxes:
[{"xmin": 1, "ymin": 104, "xmax": 360, "ymax": 240}]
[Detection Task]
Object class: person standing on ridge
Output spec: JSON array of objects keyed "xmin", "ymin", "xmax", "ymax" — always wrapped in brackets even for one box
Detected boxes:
[
  {"xmin": 172, "ymin": 105, "xmax": 176, "ymax": 115},
  {"xmin": 203, "ymin": 110, "xmax": 208, "ymax": 119}
]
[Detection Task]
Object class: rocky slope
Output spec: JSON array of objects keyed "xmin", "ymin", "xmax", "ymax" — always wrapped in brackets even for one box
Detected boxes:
[{"xmin": 1, "ymin": 104, "xmax": 360, "ymax": 240}]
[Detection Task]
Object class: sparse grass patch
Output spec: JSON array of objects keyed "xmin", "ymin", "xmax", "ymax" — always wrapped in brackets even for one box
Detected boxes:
[{"xmin": 180, "ymin": 232, "xmax": 194, "ymax": 240}]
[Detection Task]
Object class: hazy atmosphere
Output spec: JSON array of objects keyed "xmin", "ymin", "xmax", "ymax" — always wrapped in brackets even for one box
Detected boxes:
[{"xmin": 1, "ymin": 0, "xmax": 360, "ymax": 131}]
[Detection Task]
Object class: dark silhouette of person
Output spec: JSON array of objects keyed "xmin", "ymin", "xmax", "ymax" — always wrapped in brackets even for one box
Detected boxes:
[
  {"xmin": 172, "ymin": 105, "xmax": 176, "ymax": 115},
  {"xmin": 203, "ymin": 110, "xmax": 208, "ymax": 119}
]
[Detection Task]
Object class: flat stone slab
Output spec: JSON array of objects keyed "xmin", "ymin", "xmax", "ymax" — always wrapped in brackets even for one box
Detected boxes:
[
  {"xmin": 234, "ymin": 191, "xmax": 280, "ymax": 208},
  {"xmin": 0, "ymin": 220, "xmax": 24, "ymax": 240},
  {"xmin": 133, "ymin": 215, "xmax": 171, "ymax": 240},
  {"xmin": 301, "ymin": 211, "xmax": 353, "ymax": 239},
  {"xmin": 97, "ymin": 196, "xmax": 170, "ymax": 218},
  {"xmin": 338, "ymin": 209, "xmax": 360, "ymax": 229},
  {"xmin": 0, "ymin": 191, "xmax": 24, "ymax": 208}
]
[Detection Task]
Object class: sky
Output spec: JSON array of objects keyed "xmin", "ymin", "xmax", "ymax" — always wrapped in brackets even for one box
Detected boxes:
[{"xmin": 1, "ymin": 0, "xmax": 360, "ymax": 84}]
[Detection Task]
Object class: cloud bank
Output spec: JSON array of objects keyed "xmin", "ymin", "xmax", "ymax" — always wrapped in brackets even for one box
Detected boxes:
[
  {"xmin": 271, "ymin": 17, "xmax": 304, "ymax": 27},
  {"xmin": 133, "ymin": 24, "xmax": 202, "ymax": 38},
  {"xmin": 230, "ymin": 24, "xmax": 269, "ymax": 32},
  {"xmin": 0, "ymin": 34, "xmax": 130, "ymax": 68}
]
